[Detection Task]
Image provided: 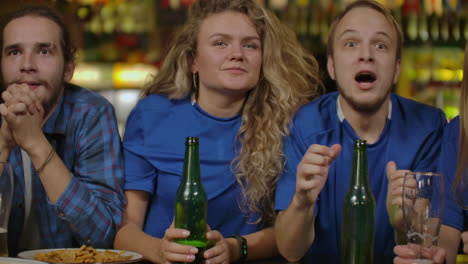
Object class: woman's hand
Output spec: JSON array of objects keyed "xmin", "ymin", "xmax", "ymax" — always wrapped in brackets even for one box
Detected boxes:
[
  {"xmin": 393, "ymin": 245, "xmax": 446, "ymax": 264},
  {"xmin": 203, "ymin": 230, "xmax": 232, "ymax": 264},
  {"xmin": 157, "ymin": 225, "xmax": 199, "ymax": 264}
]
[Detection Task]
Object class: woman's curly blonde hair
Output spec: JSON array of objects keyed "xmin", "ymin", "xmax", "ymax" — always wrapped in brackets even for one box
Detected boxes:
[
  {"xmin": 143, "ymin": 0, "xmax": 323, "ymax": 224},
  {"xmin": 454, "ymin": 43, "xmax": 468, "ymax": 208}
]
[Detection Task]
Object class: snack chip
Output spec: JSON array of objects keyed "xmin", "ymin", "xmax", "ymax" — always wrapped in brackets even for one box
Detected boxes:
[{"xmin": 33, "ymin": 245, "xmax": 133, "ymax": 263}]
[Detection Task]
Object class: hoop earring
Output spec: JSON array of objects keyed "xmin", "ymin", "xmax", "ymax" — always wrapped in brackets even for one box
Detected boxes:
[{"xmin": 192, "ymin": 72, "xmax": 198, "ymax": 91}]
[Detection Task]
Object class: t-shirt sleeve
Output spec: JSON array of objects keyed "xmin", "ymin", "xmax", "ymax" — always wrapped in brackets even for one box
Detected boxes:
[{"xmin": 123, "ymin": 105, "xmax": 157, "ymax": 193}]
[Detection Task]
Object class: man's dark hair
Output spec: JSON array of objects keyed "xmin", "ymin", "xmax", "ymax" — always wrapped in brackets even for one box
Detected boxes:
[{"xmin": 0, "ymin": 6, "xmax": 76, "ymax": 66}]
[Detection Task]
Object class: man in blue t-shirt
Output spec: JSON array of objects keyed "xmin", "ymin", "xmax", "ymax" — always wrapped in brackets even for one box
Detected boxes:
[{"xmin": 274, "ymin": 0, "xmax": 446, "ymax": 263}]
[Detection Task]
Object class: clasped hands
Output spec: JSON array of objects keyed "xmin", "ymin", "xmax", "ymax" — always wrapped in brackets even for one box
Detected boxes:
[{"xmin": 0, "ymin": 83, "xmax": 45, "ymax": 152}]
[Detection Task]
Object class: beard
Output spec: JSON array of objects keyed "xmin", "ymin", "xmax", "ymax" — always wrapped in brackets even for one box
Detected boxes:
[
  {"xmin": 2, "ymin": 78, "xmax": 64, "ymax": 118},
  {"xmin": 41, "ymin": 81, "xmax": 63, "ymax": 118},
  {"xmin": 337, "ymin": 84, "xmax": 391, "ymax": 114}
]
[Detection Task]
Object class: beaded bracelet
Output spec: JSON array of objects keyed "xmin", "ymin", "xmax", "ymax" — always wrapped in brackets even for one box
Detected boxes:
[
  {"xmin": 229, "ymin": 234, "xmax": 248, "ymax": 263},
  {"xmin": 36, "ymin": 147, "xmax": 55, "ymax": 173}
]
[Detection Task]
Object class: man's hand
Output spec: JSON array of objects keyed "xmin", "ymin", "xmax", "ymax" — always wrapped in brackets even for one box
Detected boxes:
[
  {"xmin": 394, "ymin": 245, "xmax": 446, "ymax": 264},
  {"xmin": 293, "ymin": 144, "xmax": 341, "ymax": 208},
  {"xmin": 0, "ymin": 84, "xmax": 44, "ymax": 152},
  {"xmin": 386, "ymin": 161, "xmax": 411, "ymax": 233}
]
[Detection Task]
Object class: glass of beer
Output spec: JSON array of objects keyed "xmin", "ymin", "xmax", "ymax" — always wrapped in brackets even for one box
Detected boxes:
[
  {"xmin": 402, "ymin": 172, "xmax": 445, "ymax": 264},
  {"xmin": 0, "ymin": 162, "xmax": 13, "ymax": 257}
]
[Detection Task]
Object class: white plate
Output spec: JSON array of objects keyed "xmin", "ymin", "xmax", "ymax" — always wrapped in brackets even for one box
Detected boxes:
[
  {"xmin": 0, "ymin": 257, "xmax": 47, "ymax": 264},
  {"xmin": 17, "ymin": 249, "xmax": 143, "ymax": 264}
]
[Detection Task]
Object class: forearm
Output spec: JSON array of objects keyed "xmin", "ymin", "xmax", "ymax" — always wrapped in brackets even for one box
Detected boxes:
[
  {"xmin": 238, "ymin": 227, "xmax": 278, "ymax": 261},
  {"xmin": 27, "ymin": 134, "xmax": 71, "ymax": 203},
  {"xmin": 114, "ymin": 222, "xmax": 163, "ymax": 263},
  {"xmin": 275, "ymin": 197, "xmax": 315, "ymax": 262}
]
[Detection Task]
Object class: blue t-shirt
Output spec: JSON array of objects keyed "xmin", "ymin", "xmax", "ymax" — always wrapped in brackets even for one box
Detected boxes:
[
  {"xmin": 439, "ymin": 116, "xmax": 468, "ymax": 231},
  {"xmin": 275, "ymin": 91, "xmax": 446, "ymax": 261},
  {"xmin": 123, "ymin": 94, "xmax": 260, "ymax": 238}
]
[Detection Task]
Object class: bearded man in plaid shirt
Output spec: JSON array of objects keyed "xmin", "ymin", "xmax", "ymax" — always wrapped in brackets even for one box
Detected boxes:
[{"xmin": 0, "ymin": 6, "xmax": 125, "ymax": 256}]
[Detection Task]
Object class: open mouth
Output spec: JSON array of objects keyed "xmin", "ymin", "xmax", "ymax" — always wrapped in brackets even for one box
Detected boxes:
[{"xmin": 355, "ymin": 71, "xmax": 377, "ymax": 84}]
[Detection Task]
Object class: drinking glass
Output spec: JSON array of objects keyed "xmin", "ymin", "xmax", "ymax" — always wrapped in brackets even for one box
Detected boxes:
[
  {"xmin": 0, "ymin": 162, "xmax": 13, "ymax": 257},
  {"xmin": 402, "ymin": 172, "xmax": 445, "ymax": 264}
]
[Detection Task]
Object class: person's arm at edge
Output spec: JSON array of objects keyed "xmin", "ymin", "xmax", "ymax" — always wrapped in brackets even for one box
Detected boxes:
[{"xmin": 438, "ymin": 224, "xmax": 461, "ymax": 264}]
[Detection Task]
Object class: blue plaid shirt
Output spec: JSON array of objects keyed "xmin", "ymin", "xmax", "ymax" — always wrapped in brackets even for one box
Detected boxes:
[{"xmin": 7, "ymin": 84, "xmax": 125, "ymax": 256}]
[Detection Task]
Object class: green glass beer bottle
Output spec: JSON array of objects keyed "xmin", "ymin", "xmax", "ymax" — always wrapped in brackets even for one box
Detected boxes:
[
  {"xmin": 175, "ymin": 137, "xmax": 208, "ymax": 264},
  {"xmin": 340, "ymin": 139, "xmax": 376, "ymax": 264}
]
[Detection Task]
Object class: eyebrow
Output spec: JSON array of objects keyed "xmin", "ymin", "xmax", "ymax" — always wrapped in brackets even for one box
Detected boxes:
[
  {"xmin": 337, "ymin": 29, "xmax": 392, "ymax": 41},
  {"xmin": 208, "ymin": 33, "xmax": 261, "ymax": 42},
  {"xmin": 3, "ymin": 42, "xmax": 57, "ymax": 52},
  {"xmin": 3, "ymin": 43, "xmax": 20, "ymax": 53},
  {"xmin": 37, "ymin": 42, "xmax": 57, "ymax": 49}
]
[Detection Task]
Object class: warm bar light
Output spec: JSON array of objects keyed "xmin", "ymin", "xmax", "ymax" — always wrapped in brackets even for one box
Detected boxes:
[
  {"xmin": 113, "ymin": 63, "xmax": 158, "ymax": 89},
  {"xmin": 71, "ymin": 63, "xmax": 113, "ymax": 90}
]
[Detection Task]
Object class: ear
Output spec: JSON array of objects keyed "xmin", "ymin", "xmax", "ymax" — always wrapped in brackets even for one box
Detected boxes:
[
  {"xmin": 392, "ymin": 59, "xmax": 401, "ymax": 84},
  {"xmin": 63, "ymin": 62, "xmax": 75, "ymax": 82},
  {"xmin": 327, "ymin": 55, "xmax": 336, "ymax": 80}
]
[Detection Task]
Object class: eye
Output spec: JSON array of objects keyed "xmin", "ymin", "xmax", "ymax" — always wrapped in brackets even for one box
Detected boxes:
[
  {"xmin": 345, "ymin": 41, "xmax": 357, "ymax": 48},
  {"xmin": 375, "ymin": 43, "xmax": 387, "ymax": 49},
  {"xmin": 39, "ymin": 49, "xmax": 50, "ymax": 55},
  {"xmin": 7, "ymin": 49, "xmax": 20, "ymax": 56},
  {"xmin": 213, "ymin": 40, "xmax": 227, "ymax": 47},
  {"xmin": 243, "ymin": 43, "xmax": 259, "ymax": 49}
]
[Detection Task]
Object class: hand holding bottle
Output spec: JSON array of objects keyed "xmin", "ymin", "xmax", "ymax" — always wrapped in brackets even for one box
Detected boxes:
[
  {"xmin": 158, "ymin": 221, "xmax": 201, "ymax": 263},
  {"xmin": 294, "ymin": 144, "xmax": 341, "ymax": 207},
  {"xmin": 393, "ymin": 245, "xmax": 446, "ymax": 264},
  {"xmin": 203, "ymin": 229, "xmax": 232, "ymax": 264}
]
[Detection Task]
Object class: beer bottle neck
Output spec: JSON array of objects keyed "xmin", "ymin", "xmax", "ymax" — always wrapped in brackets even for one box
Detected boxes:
[
  {"xmin": 350, "ymin": 146, "xmax": 370, "ymax": 187},
  {"xmin": 182, "ymin": 144, "xmax": 201, "ymax": 183}
]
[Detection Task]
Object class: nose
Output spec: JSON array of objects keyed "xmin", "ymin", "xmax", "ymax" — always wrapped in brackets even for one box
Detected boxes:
[
  {"xmin": 20, "ymin": 52, "xmax": 37, "ymax": 73},
  {"xmin": 229, "ymin": 44, "xmax": 244, "ymax": 61},
  {"xmin": 358, "ymin": 45, "xmax": 374, "ymax": 63}
]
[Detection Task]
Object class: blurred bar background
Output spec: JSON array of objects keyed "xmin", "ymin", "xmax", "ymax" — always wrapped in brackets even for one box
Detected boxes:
[{"xmin": 1, "ymin": 0, "xmax": 465, "ymax": 136}]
